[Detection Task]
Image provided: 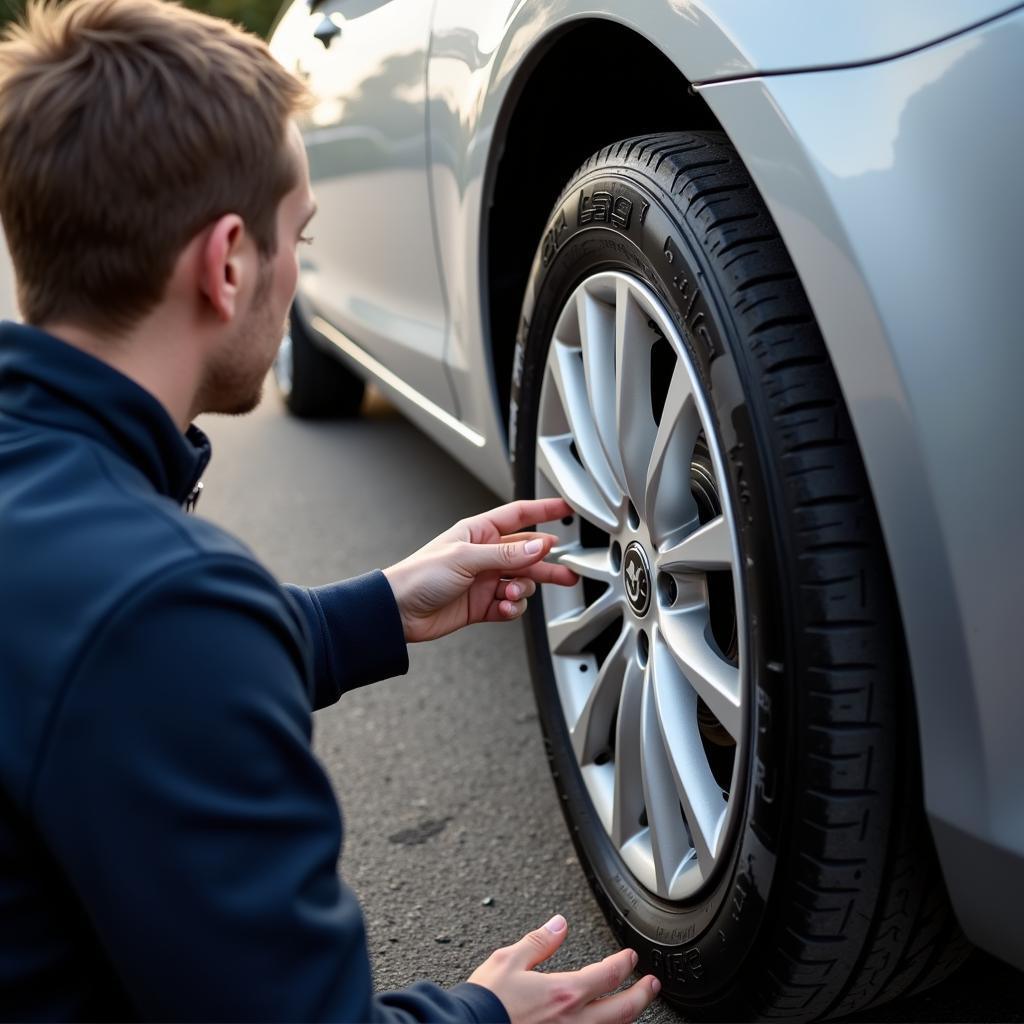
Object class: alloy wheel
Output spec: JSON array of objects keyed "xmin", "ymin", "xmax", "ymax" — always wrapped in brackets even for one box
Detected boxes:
[{"xmin": 534, "ymin": 271, "xmax": 748, "ymax": 901}]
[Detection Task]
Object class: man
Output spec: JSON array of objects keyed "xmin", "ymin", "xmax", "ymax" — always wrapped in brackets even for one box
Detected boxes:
[{"xmin": 0, "ymin": 1, "xmax": 661, "ymax": 1021}]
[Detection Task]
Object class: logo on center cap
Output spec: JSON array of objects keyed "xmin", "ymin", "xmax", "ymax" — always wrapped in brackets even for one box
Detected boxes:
[{"xmin": 623, "ymin": 542, "xmax": 651, "ymax": 616}]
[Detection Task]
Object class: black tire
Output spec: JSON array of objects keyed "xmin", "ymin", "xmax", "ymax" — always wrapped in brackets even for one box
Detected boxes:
[
  {"xmin": 510, "ymin": 132, "xmax": 968, "ymax": 1020},
  {"xmin": 274, "ymin": 302, "xmax": 365, "ymax": 418}
]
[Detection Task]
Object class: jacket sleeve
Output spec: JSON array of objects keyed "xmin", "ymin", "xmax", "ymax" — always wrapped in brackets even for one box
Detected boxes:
[
  {"xmin": 30, "ymin": 555, "xmax": 507, "ymax": 1024},
  {"xmin": 284, "ymin": 570, "xmax": 409, "ymax": 711}
]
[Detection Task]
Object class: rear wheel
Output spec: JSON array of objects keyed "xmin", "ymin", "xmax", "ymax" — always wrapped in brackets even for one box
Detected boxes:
[
  {"xmin": 274, "ymin": 303, "xmax": 365, "ymax": 418},
  {"xmin": 510, "ymin": 132, "xmax": 968, "ymax": 1020}
]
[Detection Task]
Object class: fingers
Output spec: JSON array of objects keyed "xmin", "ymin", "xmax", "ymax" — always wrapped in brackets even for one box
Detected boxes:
[
  {"xmin": 496, "ymin": 578, "xmax": 536, "ymax": 602},
  {"xmin": 487, "ymin": 579, "xmax": 536, "ymax": 621},
  {"xmin": 505, "ymin": 914, "xmax": 570, "ymax": 971},
  {"xmin": 517, "ymin": 559, "xmax": 580, "ymax": 587},
  {"xmin": 488, "ymin": 596, "xmax": 527, "ymax": 621},
  {"xmin": 456, "ymin": 535, "xmax": 556, "ymax": 576},
  {"xmin": 465, "ymin": 498, "xmax": 573, "ymax": 540},
  {"xmin": 585, "ymin": 975, "xmax": 661, "ymax": 1024},
  {"xmin": 497, "ymin": 534, "xmax": 580, "ymax": 585},
  {"xmin": 496, "ymin": 532, "xmax": 541, "ymax": 543},
  {"xmin": 494, "ymin": 533, "xmax": 579, "ymax": 588},
  {"xmin": 484, "ymin": 560, "xmax": 576, "ymax": 622},
  {"xmin": 496, "ymin": 531, "xmax": 562, "ymax": 553},
  {"xmin": 575, "ymin": 948, "xmax": 638, "ymax": 1003},
  {"xmin": 467, "ymin": 921, "xmax": 659, "ymax": 1024}
]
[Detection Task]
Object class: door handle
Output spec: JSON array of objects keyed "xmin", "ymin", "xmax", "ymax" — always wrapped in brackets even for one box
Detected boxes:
[{"xmin": 313, "ymin": 14, "xmax": 342, "ymax": 48}]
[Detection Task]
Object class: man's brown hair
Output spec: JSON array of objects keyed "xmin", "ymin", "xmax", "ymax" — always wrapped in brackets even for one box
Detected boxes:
[{"xmin": 0, "ymin": 0, "xmax": 309, "ymax": 333}]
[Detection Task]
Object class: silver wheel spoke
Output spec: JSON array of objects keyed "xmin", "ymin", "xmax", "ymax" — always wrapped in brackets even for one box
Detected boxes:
[
  {"xmin": 645, "ymin": 361, "xmax": 701, "ymax": 545},
  {"xmin": 660, "ymin": 604, "xmax": 742, "ymax": 741},
  {"xmin": 611, "ymin": 656, "xmax": 646, "ymax": 847},
  {"xmin": 640, "ymin": 661, "xmax": 691, "ymax": 896},
  {"xmin": 537, "ymin": 435, "xmax": 618, "ymax": 533},
  {"xmin": 547, "ymin": 587, "xmax": 621, "ymax": 655},
  {"xmin": 549, "ymin": 340, "xmax": 623, "ymax": 509},
  {"xmin": 650, "ymin": 632, "xmax": 726, "ymax": 877},
  {"xmin": 614, "ymin": 279, "xmax": 657, "ymax": 513},
  {"xmin": 571, "ymin": 623, "xmax": 632, "ymax": 764},
  {"xmin": 577, "ymin": 288, "xmax": 627, "ymax": 495},
  {"xmin": 552, "ymin": 546, "xmax": 618, "ymax": 586},
  {"xmin": 657, "ymin": 515, "xmax": 733, "ymax": 573}
]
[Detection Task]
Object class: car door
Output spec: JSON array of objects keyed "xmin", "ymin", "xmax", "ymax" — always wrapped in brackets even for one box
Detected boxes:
[{"xmin": 272, "ymin": 0, "xmax": 455, "ymax": 414}]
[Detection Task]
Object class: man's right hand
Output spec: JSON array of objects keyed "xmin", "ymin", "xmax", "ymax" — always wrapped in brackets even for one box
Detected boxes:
[{"xmin": 468, "ymin": 914, "xmax": 660, "ymax": 1023}]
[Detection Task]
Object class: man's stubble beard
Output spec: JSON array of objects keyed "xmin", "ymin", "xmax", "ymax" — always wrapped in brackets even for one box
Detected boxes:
[{"xmin": 197, "ymin": 259, "xmax": 284, "ymax": 417}]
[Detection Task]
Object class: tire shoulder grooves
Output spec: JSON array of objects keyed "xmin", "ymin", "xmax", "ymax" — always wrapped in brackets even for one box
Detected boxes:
[{"xmin": 601, "ymin": 131, "xmax": 965, "ymax": 1019}]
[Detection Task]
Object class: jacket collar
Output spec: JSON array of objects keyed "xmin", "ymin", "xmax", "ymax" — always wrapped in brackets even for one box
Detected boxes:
[{"xmin": 0, "ymin": 321, "xmax": 210, "ymax": 507}]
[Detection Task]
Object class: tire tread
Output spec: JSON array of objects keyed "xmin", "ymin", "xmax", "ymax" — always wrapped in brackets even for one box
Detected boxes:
[{"xmin": 567, "ymin": 132, "xmax": 967, "ymax": 1019}]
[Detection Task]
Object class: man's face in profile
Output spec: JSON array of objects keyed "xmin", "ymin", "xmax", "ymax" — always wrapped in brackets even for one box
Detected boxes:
[{"xmin": 202, "ymin": 122, "xmax": 315, "ymax": 417}]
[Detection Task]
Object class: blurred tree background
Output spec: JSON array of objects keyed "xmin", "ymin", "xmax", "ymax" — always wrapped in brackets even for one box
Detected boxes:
[{"xmin": 0, "ymin": 0, "xmax": 285, "ymax": 38}]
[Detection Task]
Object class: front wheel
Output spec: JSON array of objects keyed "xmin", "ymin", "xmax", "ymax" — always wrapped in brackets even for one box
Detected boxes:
[{"xmin": 511, "ymin": 132, "xmax": 967, "ymax": 1020}]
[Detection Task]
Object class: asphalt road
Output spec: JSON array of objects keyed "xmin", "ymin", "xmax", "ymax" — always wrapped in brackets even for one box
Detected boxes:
[{"xmin": 196, "ymin": 383, "xmax": 1023, "ymax": 1024}]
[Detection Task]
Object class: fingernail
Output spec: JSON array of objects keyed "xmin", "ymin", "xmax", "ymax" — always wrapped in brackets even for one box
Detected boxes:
[
  {"xmin": 501, "ymin": 601, "xmax": 514, "ymax": 616},
  {"xmin": 508, "ymin": 583, "xmax": 520, "ymax": 599},
  {"xmin": 525, "ymin": 539, "xmax": 543, "ymax": 554},
  {"xmin": 544, "ymin": 914, "xmax": 567, "ymax": 933},
  {"xmin": 651, "ymin": 977, "xmax": 661, "ymax": 995},
  {"xmin": 630, "ymin": 950, "xmax": 638, "ymax": 968}
]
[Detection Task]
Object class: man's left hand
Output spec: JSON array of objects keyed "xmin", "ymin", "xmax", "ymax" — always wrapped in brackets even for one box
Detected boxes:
[{"xmin": 382, "ymin": 498, "xmax": 579, "ymax": 643}]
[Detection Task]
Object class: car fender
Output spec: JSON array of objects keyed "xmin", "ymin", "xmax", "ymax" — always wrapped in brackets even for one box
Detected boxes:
[{"xmin": 432, "ymin": 0, "xmax": 1024, "ymax": 967}]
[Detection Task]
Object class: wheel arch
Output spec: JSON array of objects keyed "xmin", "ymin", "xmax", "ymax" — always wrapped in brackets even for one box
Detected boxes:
[
  {"xmin": 473, "ymin": 1, "xmax": 1024, "ymax": 975},
  {"xmin": 482, "ymin": 19, "xmax": 722, "ymax": 442},
  {"xmin": 477, "ymin": 12, "xmax": 950, "ymax": 945}
]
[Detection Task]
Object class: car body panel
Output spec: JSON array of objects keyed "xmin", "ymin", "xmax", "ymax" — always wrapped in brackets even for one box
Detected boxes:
[
  {"xmin": 271, "ymin": 0, "xmax": 456, "ymax": 413},
  {"xmin": 273, "ymin": 0, "xmax": 1024, "ymax": 967},
  {"xmin": 424, "ymin": 0, "xmax": 1024, "ymax": 492},
  {"xmin": 652, "ymin": 0, "xmax": 1024, "ymax": 81},
  {"xmin": 696, "ymin": 11, "xmax": 1024, "ymax": 967}
]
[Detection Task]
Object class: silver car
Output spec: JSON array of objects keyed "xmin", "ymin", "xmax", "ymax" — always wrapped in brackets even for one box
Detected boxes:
[{"xmin": 269, "ymin": 2, "xmax": 1024, "ymax": 1019}]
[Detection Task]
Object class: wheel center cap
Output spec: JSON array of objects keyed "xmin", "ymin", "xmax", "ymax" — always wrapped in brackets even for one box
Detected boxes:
[{"xmin": 623, "ymin": 542, "xmax": 652, "ymax": 616}]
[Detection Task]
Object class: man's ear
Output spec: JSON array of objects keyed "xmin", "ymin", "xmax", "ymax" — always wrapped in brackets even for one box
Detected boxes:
[{"xmin": 198, "ymin": 214, "xmax": 248, "ymax": 322}]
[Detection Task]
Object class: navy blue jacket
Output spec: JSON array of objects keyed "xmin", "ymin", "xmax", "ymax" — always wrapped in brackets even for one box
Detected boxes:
[{"xmin": 0, "ymin": 322, "xmax": 508, "ymax": 1023}]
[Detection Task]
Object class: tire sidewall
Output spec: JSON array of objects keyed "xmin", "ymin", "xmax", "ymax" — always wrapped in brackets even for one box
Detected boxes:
[{"xmin": 511, "ymin": 165, "xmax": 793, "ymax": 1003}]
